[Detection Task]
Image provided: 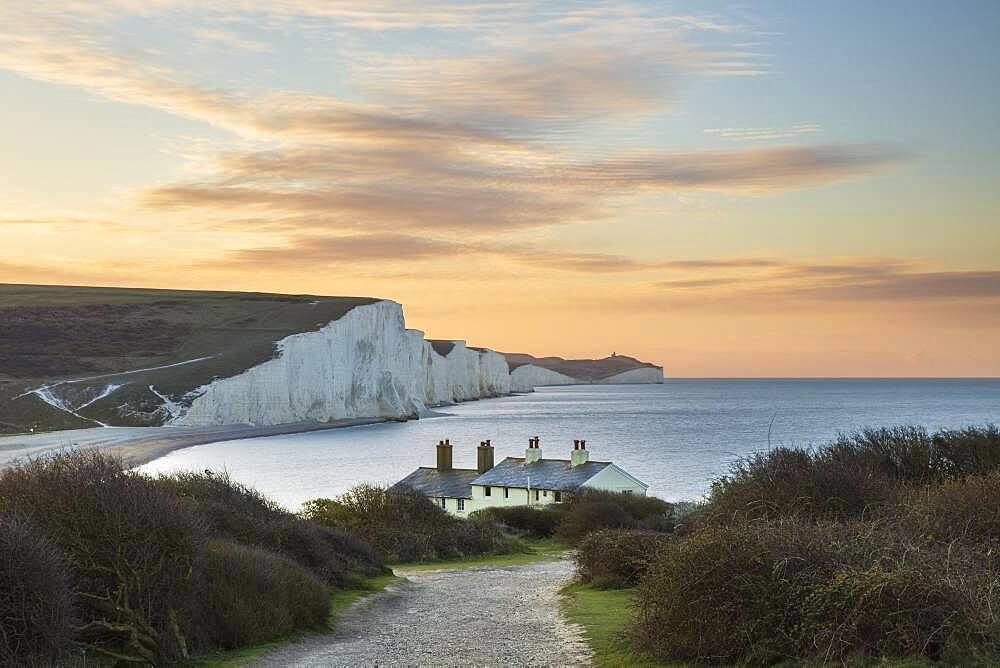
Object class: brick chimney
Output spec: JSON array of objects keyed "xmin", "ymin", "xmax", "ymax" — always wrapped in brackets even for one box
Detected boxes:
[
  {"xmin": 571, "ymin": 439, "xmax": 590, "ymax": 467},
  {"xmin": 436, "ymin": 439, "xmax": 453, "ymax": 471},
  {"xmin": 525, "ymin": 436, "xmax": 542, "ymax": 464},
  {"xmin": 477, "ymin": 439, "xmax": 495, "ymax": 474}
]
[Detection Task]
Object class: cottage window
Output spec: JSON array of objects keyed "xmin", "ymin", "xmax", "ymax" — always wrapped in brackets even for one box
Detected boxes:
[
  {"xmin": 543, "ymin": 490, "xmax": 548, "ymax": 497},
  {"xmin": 503, "ymin": 487, "xmax": 509, "ymax": 498},
  {"xmin": 554, "ymin": 491, "xmax": 562, "ymax": 502},
  {"xmin": 484, "ymin": 486, "xmax": 492, "ymax": 497},
  {"xmin": 440, "ymin": 498, "xmax": 447, "ymax": 509},
  {"xmin": 534, "ymin": 489, "xmax": 540, "ymax": 501},
  {"xmin": 458, "ymin": 499, "xmax": 465, "ymax": 511}
]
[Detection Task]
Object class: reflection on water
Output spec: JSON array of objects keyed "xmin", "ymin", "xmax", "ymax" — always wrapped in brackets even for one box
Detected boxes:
[{"xmin": 140, "ymin": 380, "xmax": 1000, "ymax": 510}]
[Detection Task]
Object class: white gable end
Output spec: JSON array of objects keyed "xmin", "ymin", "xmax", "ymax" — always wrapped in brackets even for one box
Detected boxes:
[{"xmin": 580, "ymin": 464, "xmax": 648, "ymax": 494}]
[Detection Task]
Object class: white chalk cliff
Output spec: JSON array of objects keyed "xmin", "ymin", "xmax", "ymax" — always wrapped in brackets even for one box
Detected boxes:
[{"xmin": 171, "ymin": 300, "xmax": 659, "ymax": 427}]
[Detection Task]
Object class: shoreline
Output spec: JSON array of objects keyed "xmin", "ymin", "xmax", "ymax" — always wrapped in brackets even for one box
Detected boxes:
[{"xmin": 0, "ymin": 417, "xmax": 389, "ymax": 469}]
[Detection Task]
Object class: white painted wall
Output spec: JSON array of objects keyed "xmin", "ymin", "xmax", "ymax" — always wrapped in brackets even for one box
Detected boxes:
[{"xmin": 580, "ymin": 465, "xmax": 648, "ymax": 494}]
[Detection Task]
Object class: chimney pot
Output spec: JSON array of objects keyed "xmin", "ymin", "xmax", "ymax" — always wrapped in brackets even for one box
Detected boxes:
[
  {"xmin": 436, "ymin": 439, "xmax": 453, "ymax": 471},
  {"xmin": 580, "ymin": 439, "xmax": 586, "ymax": 449},
  {"xmin": 477, "ymin": 438, "xmax": 495, "ymax": 474}
]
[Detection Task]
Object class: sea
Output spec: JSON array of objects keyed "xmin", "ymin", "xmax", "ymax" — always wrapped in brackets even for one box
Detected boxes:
[{"xmin": 139, "ymin": 379, "xmax": 1000, "ymax": 510}]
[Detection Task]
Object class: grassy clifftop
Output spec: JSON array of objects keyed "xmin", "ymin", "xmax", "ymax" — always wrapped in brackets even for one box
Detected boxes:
[{"xmin": 0, "ymin": 283, "xmax": 378, "ymax": 433}]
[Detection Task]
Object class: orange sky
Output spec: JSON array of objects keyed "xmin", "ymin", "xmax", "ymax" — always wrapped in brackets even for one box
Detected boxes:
[{"xmin": 1, "ymin": 2, "xmax": 998, "ymax": 376}]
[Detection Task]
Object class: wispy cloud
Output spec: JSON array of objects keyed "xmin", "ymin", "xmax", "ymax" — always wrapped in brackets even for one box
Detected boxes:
[
  {"xmin": 653, "ymin": 258, "xmax": 1000, "ymax": 302},
  {"xmin": 704, "ymin": 123, "xmax": 821, "ymax": 142},
  {"xmin": 191, "ymin": 27, "xmax": 271, "ymax": 53},
  {"xmin": 136, "ymin": 143, "xmax": 905, "ymax": 236}
]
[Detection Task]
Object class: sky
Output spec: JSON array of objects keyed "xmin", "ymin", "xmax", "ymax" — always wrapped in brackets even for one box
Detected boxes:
[{"xmin": 1, "ymin": 1, "xmax": 998, "ymax": 377}]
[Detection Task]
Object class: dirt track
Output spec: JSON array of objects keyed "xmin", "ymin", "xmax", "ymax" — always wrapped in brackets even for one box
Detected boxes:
[{"xmin": 249, "ymin": 558, "xmax": 593, "ymax": 667}]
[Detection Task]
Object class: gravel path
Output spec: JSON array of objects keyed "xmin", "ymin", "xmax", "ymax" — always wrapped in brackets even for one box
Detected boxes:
[{"xmin": 249, "ymin": 558, "xmax": 593, "ymax": 667}]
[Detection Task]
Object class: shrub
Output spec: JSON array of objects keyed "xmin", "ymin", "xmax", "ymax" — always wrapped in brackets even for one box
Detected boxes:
[
  {"xmin": 200, "ymin": 540, "xmax": 331, "ymax": 649},
  {"xmin": 303, "ymin": 484, "xmax": 512, "ymax": 562},
  {"xmin": 707, "ymin": 425, "xmax": 1000, "ymax": 523},
  {"xmin": 162, "ymin": 471, "xmax": 384, "ymax": 587},
  {"xmin": 707, "ymin": 447, "xmax": 888, "ymax": 522},
  {"xmin": 554, "ymin": 489, "xmax": 673, "ymax": 545},
  {"xmin": 892, "ymin": 470, "xmax": 1000, "ymax": 550},
  {"xmin": 0, "ymin": 514, "xmax": 74, "ymax": 666},
  {"xmin": 575, "ymin": 529, "xmax": 673, "ymax": 588},
  {"xmin": 469, "ymin": 505, "xmax": 563, "ymax": 538},
  {"xmin": 0, "ymin": 451, "xmax": 208, "ymax": 664},
  {"xmin": 630, "ymin": 519, "xmax": 998, "ymax": 664}
]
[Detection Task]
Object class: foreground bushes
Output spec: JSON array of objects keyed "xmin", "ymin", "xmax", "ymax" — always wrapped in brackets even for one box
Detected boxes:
[
  {"xmin": 631, "ymin": 519, "xmax": 998, "ymax": 664},
  {"xmin": 555, "ymin": 489, "xmax": 674, "ymax": 544},
  {"xmin": 605, "ymin": 424, "xmax": 1000, "ymax": 665},
  {"xmin": 162, "ymin": 471, "xmax": 383, "ymax": 587},
  {"xmin": 0, "ymin": 451, "xmax": 208, "ymax": 663},
  {"xmin": 471, "ymin": 505, "xmax": 563, "ymax": 538},
  {"xmin": 575, "ymin": 529, "xmax": 673, "ymax": 588},
  {"xmin": 708, "ymin": 425, "xmax": 1000, "ymax": 523},
  {"xmin": 302, "ymin": 484, "xmax": 512, "ymax": 562},
  {"xmin": 0, "ymin": 451, "xmax": 384, "ymax": 665},
  {"xmin": 201, "ymin": 540, "xmax": 331, "ymax": 649},
  {"xmin": 0, "ymin": 514, "xmax": 74, "ymax": 665}
]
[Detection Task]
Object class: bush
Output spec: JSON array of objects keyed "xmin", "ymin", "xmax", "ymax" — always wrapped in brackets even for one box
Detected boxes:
[
  {"xmin": 892, "ymin": 470, "xmax": 1000, "ymax": 550},
  {"xmin": 630, "ymin": 519, "xmax": 998, "ymax": 664},
  {"xmin": 162, "ymin": 470, "xmax": 384, "ymax": 587},
  {"xmin": 201, "ymin": 540, "xmax": 331, "ymax": 649},
  {"xmin": 0, "ymin": 451, "xmax": 207, "ymax": 664},
  {"xmin": 708, "ymin": 447, "xmax": 888, "ymax": 522},
  {"xmin": 303, "ymin": 484, "xmax": 512, "ymax": 562},
  {"xmin": 575, "ymin": 529, "xmax": 673, "ymax": 588},
  {"xmin": 554, "ymin": 489, "xmax": 673, "ymax": 545},
  {"xmin": 0, "ymin": 514, "xmax": 74, "ymax": 666},
  {"xmin": 470, "ymin": 505, "xmax": 562, "ymax": 538},
  {"xmin": 708, "ymin": 425, "xmax": 1000, "ymax": 523}
]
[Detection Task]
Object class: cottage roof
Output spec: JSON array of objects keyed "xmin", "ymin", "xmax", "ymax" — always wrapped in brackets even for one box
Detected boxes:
[
  {"xmin": 392, "ymin": 467, "xmax": 479, "ymax": 499},
  {"xmin": 470, "ymin": 457, "xmax": 613, "ymax": 492}
]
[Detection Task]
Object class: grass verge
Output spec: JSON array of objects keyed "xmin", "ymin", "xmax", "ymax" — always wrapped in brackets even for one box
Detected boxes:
[
  {"xmin": 192, "ymin": 573, "xmax": 399, "ymax": 668},
  {"xmin": 390, "ymin": 538, "xmax": 564, "ymax": 572},
  {"xmin": 560, "ymin": 582, "xmax": 674, "ymax": 668}
]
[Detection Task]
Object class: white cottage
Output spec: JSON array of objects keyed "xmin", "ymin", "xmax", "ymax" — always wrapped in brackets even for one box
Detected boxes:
[{"xmin": 393, "ymin": 437, "xmax": 648, "ymax": 516}]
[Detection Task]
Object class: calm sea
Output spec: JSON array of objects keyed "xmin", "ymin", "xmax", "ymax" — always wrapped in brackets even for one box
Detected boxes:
[{"xmin": 140, "ymin": 380, "xmax": 1000, "ymax": 510}]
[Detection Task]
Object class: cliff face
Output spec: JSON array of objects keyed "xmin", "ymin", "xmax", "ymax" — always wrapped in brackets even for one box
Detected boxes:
[
  {"xmin": 510, "ymin": 364, "xmax": 579, "ymax": 392},
  {"xmin": 174, "ymin": 301, "xmax": 514, "ymax": 426},
  {"xmin": 172, "ymin": 300, "xmax": 661, "ymax": 427}
]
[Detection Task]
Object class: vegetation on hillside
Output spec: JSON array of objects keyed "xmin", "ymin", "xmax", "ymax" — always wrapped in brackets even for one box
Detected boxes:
[
  {"xmin": 302, "ymin": 484, "xmax": 514, "ymax": 563},
  {"xmin": 0, "ymin": 283, "xmax": 377, "ymax": 433},
  {"xmin": 572, "ymin": 424, "xmax": 1000, "ymax": 666},
  {"xmin": 0, "ymin": 451, "xmax": 384, "ymax": 665}
]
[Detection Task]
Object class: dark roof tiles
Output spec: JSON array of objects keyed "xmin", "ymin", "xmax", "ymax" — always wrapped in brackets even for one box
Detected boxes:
[
  {"xmin": 392, "ymin": 467, "xmax": 479, "ymax": 499},
  {"xmin": 470, "ymin": 457, "xmax": 612, "ymax": 491}
]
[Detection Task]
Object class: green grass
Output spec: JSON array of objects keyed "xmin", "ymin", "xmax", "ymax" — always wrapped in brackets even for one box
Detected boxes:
[
  {"xmin": 561, "ymin": 582, "xmax": 675, "ymax": 668},
  {"xmin": 390, "ymin": 538, "xmax": 564, "ymax": 571},
  {"xmin": 191, "ymin": 573, "xmax": 399, "ymax": 668}
]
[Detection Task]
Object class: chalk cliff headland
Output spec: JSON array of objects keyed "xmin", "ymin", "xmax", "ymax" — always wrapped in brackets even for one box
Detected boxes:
[{"xmin": 0, "ymin": 285, "xmax": 663, "ymax": 433}]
